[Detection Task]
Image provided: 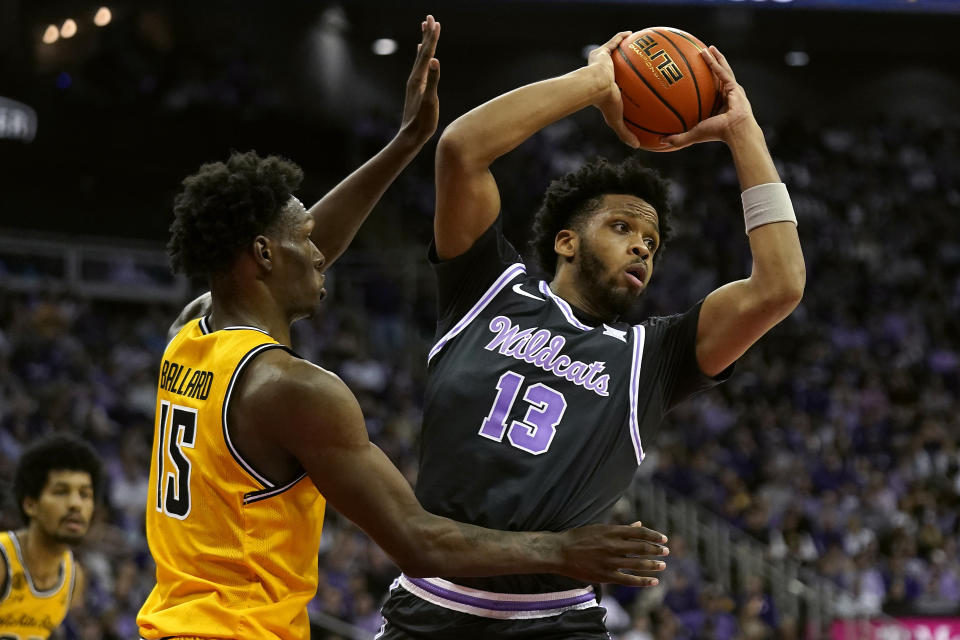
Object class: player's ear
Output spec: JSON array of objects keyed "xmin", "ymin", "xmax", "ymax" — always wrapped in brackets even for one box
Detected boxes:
[
  {"xmin": 22, "ymin": 496, "xmax": 37, "ymax": 520},
  {"xmin": 253, "ymin": 236, "xmax": 273, "ymax": 271},
  {"xmin": 555, "ymin": 229, "xmax": 579, "ymax": 261}
]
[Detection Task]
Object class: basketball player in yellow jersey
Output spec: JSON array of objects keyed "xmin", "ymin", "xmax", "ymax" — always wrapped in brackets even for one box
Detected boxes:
[
  {"xmin": 138, "ymin": 15, "xmax": 671, "ymax": 640},
  {"xmin": 0, "ymin": 434, "xmax": 102, "ymax": 639}
]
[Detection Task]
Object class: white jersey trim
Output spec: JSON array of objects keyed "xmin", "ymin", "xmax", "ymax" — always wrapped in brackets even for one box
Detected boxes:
[
  {"xmin": 221, "ymin": 343, "xmax": 288, "ymax": 488},
  {"xmin": 428, "ymin": 263, "xmax": 526, "ymax": 364},
  {"xmin": 9, "ymin": 531, "xmax": 68, "ymax": 598},
  {"xmin": 628, "ymin": 325, "xmax": 647, "ymax": 465},
  {"xmin": 396, "ymin": 574, "xmax": 599, "ymax": 620},
  {"xmin": 538, "ymin": 282, "xmax": 594, "ymax": 331}
]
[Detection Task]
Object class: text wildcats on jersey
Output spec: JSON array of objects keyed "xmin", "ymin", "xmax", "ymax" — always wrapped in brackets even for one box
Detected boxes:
[{"xmin": 485, "ymin": 315, "xmax": 611, "ymax": 397}]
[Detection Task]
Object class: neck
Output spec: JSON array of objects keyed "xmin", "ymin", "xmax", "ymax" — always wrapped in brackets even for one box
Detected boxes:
[
  {"xmin": 549, "ymin": 267, "xmax": 617, "ymax": 322},
  {"xmin": 209, "ymin": 277, "xmax": 293, "ymax": 346},
  {"xmin": 19, "ymin": 527, "xmax": 66, "ymax": 580}
]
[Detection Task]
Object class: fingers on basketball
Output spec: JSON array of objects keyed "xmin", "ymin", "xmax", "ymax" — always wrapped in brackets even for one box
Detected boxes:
[{"xmin": 612, "ymin": 27, "xmax": 720, "ymax": 151}]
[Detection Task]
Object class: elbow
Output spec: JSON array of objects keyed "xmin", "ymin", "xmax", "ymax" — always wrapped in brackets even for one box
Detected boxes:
[
  {"xmin": 766, "ymin": 268, "xmax": 805, "ymax": 318},
  {"xmin": 437, "ymin": 120, "xmax": 488, "ymax": 171},
  {"xmin": 784, "ymin": 262, "xmax": 806, "ymax": 308}
]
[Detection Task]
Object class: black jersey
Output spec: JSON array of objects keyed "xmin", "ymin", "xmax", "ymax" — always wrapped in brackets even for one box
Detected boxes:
[{"xmin": 414, "ymin": 219, "xmax": 730, "ymax": 595}]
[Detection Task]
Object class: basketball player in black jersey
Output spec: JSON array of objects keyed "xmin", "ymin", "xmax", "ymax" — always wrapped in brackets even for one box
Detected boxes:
[
  {"xmin": 378, "ymin": 31, "xmax": 805, "ymax": 638},
  {"xmin": 157, "ymin": 19, "xmax": 673, "ymax": 634}
]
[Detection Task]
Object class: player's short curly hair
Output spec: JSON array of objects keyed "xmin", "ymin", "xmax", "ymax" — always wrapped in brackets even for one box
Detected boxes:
[
  {"xmin": 13, "ymin": 434, "xmax": 103, "ymax": 524},
  {"xmin": 168, "ymin": 150, "xmax": 304, "ymax": 278},
  {"xmin": 528, "ymin": 156, "xmax": 672, "ymax": 275}
]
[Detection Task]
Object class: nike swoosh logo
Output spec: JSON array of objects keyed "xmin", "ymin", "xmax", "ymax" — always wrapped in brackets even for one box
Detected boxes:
[{"xmin": 512, "ymin": 282, "xmax": 545, "ymax": 301}]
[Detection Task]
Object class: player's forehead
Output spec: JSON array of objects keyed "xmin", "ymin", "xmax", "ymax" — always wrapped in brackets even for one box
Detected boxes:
[
  {"xmin": 285, "ymin": 196, "xmax": 309, "ymax": 221},
  {"xmin": 42, "ymin": 469, "xmax": 93, "ymax": 491},
  {"xmin": 277, "ymin": 196, "xmax": 311, "ymax": 231},
  {"xmin": 595, "ymin": 194, "xmax": 659, "ymax": 227}
]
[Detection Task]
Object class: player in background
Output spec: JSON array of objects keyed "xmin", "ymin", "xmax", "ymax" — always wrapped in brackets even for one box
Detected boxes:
[
  {"xmin": 138, "ymin": 18, "xmax": 669, "ymax": 640},
  {"xmin": 0, "ymin": 434, "xmax": 102, "ymax": 639},
  {"xmin": 378, "ymin": 31, "xmax": 805, "ymax": 638}
]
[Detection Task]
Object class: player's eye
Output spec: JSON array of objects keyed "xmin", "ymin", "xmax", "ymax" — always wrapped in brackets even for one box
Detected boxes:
[{"xmin": 612, "ymin": 221, "xmax": 628, "ymax": 233}]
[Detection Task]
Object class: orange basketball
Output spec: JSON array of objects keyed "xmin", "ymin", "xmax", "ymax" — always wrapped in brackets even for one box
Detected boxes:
[{"xmin": 612, "ymin": 27, "xmax": 721, "ymax": 151}]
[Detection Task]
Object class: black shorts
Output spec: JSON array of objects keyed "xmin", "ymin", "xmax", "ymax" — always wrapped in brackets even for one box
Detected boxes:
[{"xmin": 378, "ymin": 578, "xmax": 612, "ymax": 640}]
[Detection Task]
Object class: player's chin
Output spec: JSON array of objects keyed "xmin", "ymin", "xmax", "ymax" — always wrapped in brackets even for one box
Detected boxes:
[{"xmin": 53, "ymin": 531, "xmax": 87, "ymax": 546}]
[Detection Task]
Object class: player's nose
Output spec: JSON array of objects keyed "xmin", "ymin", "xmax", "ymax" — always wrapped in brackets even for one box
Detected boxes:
[{"xmin": 630, "ymin": 242, "xmax": 650, "ymax": 260}]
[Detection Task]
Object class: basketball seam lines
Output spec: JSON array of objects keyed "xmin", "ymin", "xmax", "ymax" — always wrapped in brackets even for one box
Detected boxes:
[
  {"xmin": 616, "ymin": 46, "xmax": 687, "ymax": 132},
  {"xmin": 664, "ymin": 29, "xmax": 721, "ymax": 117},
  {"xmin": 620, "ymin": 91, "xmax": 679, "ymax": 135},
  {"xmin": 654, "ymin": 29, "xmax": 703, "ymax": 124},
  {"xmin": 622, "ymin": 116, "xmax": 677, "ymax": 136}
]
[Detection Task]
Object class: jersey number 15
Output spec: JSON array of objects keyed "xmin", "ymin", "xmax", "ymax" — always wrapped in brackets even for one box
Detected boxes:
[{"xmin": 155, "ymin": 400, "xmax": 197, "ymax": 519}]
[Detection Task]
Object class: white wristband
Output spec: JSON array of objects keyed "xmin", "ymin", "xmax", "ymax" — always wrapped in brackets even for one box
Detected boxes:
[{"xmin": 741, "ymin": 182, "xmax": 797, "ymax": 234}]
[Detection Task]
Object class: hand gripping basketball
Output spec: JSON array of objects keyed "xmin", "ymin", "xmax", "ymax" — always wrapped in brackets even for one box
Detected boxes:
[
  {"xmin": 588, "ymin": 32, "xmax": 642, "ymax": 150},
  {"xmin": 660, "ymin": 46, "xmax": 757, "ymax": 151}
]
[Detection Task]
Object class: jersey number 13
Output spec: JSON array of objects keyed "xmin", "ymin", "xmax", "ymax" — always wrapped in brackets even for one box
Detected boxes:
[{"xmin": 478, "ymin": 370, "xmax": 567, "ymax": 455}]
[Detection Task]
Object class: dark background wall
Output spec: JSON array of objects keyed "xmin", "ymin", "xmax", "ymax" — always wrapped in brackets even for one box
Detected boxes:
[{"xmin": 1, "ymin": 0, "xmax": 959, "ymax": 242}]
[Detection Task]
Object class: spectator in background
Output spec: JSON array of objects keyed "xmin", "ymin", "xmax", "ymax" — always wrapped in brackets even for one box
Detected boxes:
[
  {"xmin": 2, "ymin": 110, "xmax": 959, "ymax": 635},
  {"xmin": 0, "ymin": 434, "xmax": 103, "ymax": 639}
]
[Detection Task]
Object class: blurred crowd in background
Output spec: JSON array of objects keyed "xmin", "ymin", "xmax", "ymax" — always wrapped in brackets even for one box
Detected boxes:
[{"xmin": 1, "ymin": 110, "xmax": 958, "ymax": 639}]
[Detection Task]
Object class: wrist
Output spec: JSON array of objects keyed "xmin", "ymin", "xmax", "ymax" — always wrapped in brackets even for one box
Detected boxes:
[
  {"xmin": 540, "ymin": 530, "xmax": 567, "ymax": 573},
  {"xmin": 722, "ymin": 118, "xmax": 763, "ymax": 149},
  {"xmin": 391, "ymin": 127, "xmax": 428, "ymax": 156},
  {"xmin": 576, "ymin": 64, "xmax": 614, "ymax": 106}
]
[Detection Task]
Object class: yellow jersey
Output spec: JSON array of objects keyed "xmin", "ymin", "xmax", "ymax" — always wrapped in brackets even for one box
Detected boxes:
[
  {"xmin": 0, "ymin": 530, "xmax": 75, "ymax": 640},
  {"xmin": 138, "ymin": 317, "xmax": 325, "ymax": 640}
]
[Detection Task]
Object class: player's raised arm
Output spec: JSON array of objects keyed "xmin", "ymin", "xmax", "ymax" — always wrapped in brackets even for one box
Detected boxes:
[
  {"xmin": 235, "ymin": 353, "xmax": 669, "ymax": 586},
  {"xmin": 306, "ymin": 15, "xmax": 441, "ymax": 267},
  {"xmin": 663, "ymin": 46, "xmax": 805, "ymax": 377},
  {"xmin": 434, "ymin": 31, "xmax": 640, "ymax": 261}
]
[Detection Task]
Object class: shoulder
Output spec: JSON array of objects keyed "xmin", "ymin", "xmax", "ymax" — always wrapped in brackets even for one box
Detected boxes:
[
  {"xmin": 233, "ymin": 350, "xmax": 362, "ymax": 433},
  {"xmin": 241, "ymin": 349, "xmax": 348, "ymax": 399}
]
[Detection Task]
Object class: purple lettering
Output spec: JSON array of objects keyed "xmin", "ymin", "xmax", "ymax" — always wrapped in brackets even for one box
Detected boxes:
[
  {"xmin": 520, "ymin": 330, "xmax": 551, "ymax": 362},
  {"xmin": 486, "ymin": 317, "xmax": 615, "ymax": 398},
  {"xmin": 551, "ymin": 354, "xmax": 572, "ymax": 375},
  {"xmin": 593, "ymin": 375, "xmax": 610, "ymax": 395},
  {"xmin": 534, "ymin": 336, "xmax": 566, "ymax": 367}
]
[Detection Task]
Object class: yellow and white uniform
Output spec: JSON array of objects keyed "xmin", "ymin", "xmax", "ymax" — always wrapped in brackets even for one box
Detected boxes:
[
  {"xmin": 0, "ymin": 530, "xmax": 76, "ymax": 640},
  {"xmin": 138, "ymin": 317, "xmax": 325, "ymax": 640}
]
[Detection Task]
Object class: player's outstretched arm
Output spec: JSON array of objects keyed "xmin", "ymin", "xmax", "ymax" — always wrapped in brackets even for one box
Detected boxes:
[
  {"xmin": 664, "ymin": 46, "xmax": 805, "ymax": 377},
  {"xmin": 241, "ymin": 354, "xmax": 668, "ymax": 585},
  {"xmin": 434, "ymin": 31, "xmax": 640, "ymax": 261},
  {"xmin": 307, "ymin": 15, "xmax": 441, "ymax": 267}
]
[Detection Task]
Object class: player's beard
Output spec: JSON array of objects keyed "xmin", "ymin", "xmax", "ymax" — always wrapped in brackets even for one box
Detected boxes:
[
  {"xmin": 576, "ymin": 237, "xmax": 642, "ymax": 319},
  {"xmin": 51, "ymin": 531, "xmax": 85, "ymax": 546}
]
